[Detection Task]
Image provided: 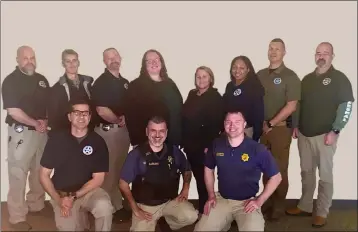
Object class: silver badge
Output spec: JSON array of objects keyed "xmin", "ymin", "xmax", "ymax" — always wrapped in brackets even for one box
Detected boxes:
[
  {"xmin": 83, "ymin": 146, "xmax": 93, "ymax": 155},
  {"xmin": 322, "ymin": 78, "xmax": 331, "ymax": 85},
  {"xmin": 233, "ymin": 89, "xmax": 242, "ymax": 96},
  {"xmin": 273, "ymin": 77, "xmax": 282, "ymax": 85},
  {"xmin": 14, "ymin": 125, "xmax": 24, "ymax": 133}
]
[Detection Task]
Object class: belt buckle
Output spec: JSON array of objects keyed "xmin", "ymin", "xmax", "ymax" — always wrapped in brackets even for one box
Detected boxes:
[
  {"xmin": 14, "ymin": 124, "xmax": 24, "ymax": 133},
  {"xmin": 102, "ymin": 124, "xmax": 110, "ymax": 132}
]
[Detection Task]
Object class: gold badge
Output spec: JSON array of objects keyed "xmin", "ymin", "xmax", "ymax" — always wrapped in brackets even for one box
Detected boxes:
[
  {"xmin": 216, "ymin": 152, "xmax": 224, "ymax": 156},
  {"xmin": 241, "ymin": 153, "xmax": 249, "ymax": 162}
]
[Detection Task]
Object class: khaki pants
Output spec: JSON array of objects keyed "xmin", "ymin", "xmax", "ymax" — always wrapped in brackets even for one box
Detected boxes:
[
  {"xmin": 260, "ymin": 125, "xmax": 292, "ymax": 215},
  {"xmin": 95, "ymin": 125, "xmax": 130, "ymax": 212},
  {"xmin": 245, "ymin": 127, "xmax": 254, "ymax": 138},
  {"xmin": 7, "ymin": 125, "xmax": 48, "ymax": 224},
  {"xmin": 194, "ymin": 193, "xmax": 265, "ymax": 231},
  {"xmin": 131, "ymin": 200, "xmax": 198, "ymax": 231},
  {"xmin": 50, "ymin": 188, "xmax": 113, "ymax": 231},
  {"xmin": 297, "ymin": 132, "xmax": 337, "ymax": 217}
]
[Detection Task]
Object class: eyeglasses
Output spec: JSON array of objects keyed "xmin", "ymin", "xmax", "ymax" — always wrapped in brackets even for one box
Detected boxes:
[
  {"xmin": 145, "ymin": 58, "xmax": 160, "ymax": 65},
  {"xmin": 72, "ymin": 110, "xmax": 90, "ymax": 117}
]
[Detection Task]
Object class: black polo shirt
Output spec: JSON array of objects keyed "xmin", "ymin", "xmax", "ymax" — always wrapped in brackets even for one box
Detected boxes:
[
  {"xmin": 40, "ymin": 130, "xmax": 109, "ymax": 192},
  {"xmin": 92, "ymin": 69, "xmax": 129, "ymax": 124},
  {"xmin": 2, "ymin": 66, "xmax": 50, "ymax": 128}
]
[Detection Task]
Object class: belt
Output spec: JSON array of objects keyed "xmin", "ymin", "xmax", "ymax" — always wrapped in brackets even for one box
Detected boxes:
[
  {"xmin": 57, "ymin": 190, "xmax": 76, "ymax": 198},
  {"xmin": 265, "ymin": 121, "xmax": 287, "ymax": 127},
  {"xmin": 10, "ymin": 124, "xmax": 35, "ymax": 132},
  {"xmin": 98, "ymin": 123, "xmax": 121, "ymax": 131}
]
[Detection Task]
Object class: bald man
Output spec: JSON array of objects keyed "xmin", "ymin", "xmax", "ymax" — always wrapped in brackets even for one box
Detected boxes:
[
  {"xmin": 92, "ymin": 48, "xmax": 131, "ymax": 220},
  {"xmin": 286, "ymin": 42, "xmax": 354, "ymax": 228},
  {"xmin": 1, "ymin": 46, "xmax": 50, "ymax": 231}
]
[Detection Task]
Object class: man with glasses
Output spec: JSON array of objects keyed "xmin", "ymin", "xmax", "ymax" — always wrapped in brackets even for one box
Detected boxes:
[
  {"xmin": 286, "ymin": 42, "xmax": 354, "ymax": 228},
  {"xmin": 39, "ymin": 100, "xmax": 113, "ymax": 231}
]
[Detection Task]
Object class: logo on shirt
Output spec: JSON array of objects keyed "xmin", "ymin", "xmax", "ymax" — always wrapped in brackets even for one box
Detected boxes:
[
  {"xmin": 167, "ymin": 155, "xmax": 173, "ymax": 169},
  {"xmin": 241, "ymin": 153, "xmax": 249, "ymax": 162},
  {"xmin": 14, "ymin": 125, "xmax": 24, "ymax": 133},
  {"xmin": 83, "ymin": 146, "xmax": 93, "ymax": 155},
  {"xmin": 39, "ymin": 81, "xmax": 47, "ymax": 88},
  {"xmin": 233, "ymin": 89, "xmax": 242, "ymax": 96},
  {"xmin": 124, "ymin": 83, "xmax": 128, "ymax": 89},
  {"xmin": 216, "ymin": 152, "xmax": 224, "ymax": 157},
  {"xmin": 322, "ymin": 78, "xmax": 331, "ymax": 86},
  {"xmin": 273, "ymin": 77, "xmax": 282, "ymax": 85}
]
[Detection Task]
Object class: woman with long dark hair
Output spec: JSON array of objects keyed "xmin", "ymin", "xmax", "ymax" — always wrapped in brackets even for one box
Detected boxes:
[
  {"xmin": 124, "ymin": 49, "xmax": 183, "ymax": 147},
  {"xmin": 223, "ymin": 56, "xmax": 265, "ymax": 141},
  {"xmin": 182, "ymin": 66, "xmax": 224, "ymax": 216}
]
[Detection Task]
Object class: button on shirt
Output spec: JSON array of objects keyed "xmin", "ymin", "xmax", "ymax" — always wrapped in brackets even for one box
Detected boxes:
[
  {"xmin": 205, "ymin": 137, "xmax": 279, "ymax": 200},
  {"xmin": 40, "ymin": 130, "xmax": 109, "ymax": 192},
  {"xmin": 2, "ymin": 66, "xmax": 50, "ymax": 128},
  {"xmin": 92, "ymin": 69, "xmax": 130, "ymax": 124}
]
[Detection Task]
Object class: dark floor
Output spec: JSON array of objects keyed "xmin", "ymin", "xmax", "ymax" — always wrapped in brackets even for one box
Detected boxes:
[{"xmin": 1, "ymin": 201, "xmax": 357, "ymax": 231}]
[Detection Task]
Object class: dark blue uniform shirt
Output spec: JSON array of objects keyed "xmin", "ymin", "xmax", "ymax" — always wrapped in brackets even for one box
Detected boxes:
[
  {"xmin": 223, "ymin": 77, "xmax": 265, "ymax": 141},
  {"xmin": 205, "ymin": 136, "xmax": 279, "ymax": 201},
  {"xmin": 120, "ymin": 145, "xmax": 191, "ymax": 184}
]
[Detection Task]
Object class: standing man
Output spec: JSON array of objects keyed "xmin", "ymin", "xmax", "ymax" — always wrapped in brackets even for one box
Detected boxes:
[
  {"xmin": 194, "ymin": 110, "xmax": 282, "ymax": 231},
  {"xmin": 92, "ymin": 48, "xmax": 131, "ymax": 219},
  {"xmin": 39, "ymin": 100, "xmax": 113, "ymax": 231},
  {"xmin": 47, "ymin": 49, "xmax": 96, "ymax": 134},
  {"xmin": 119, "ymin": 116, "xmax": 198, "ymax": 231},
  {"xmin": 286, "ymin": 42, "xmax": 354, "ymax": 228},
  {"xmin": 257, "ymin": 38, "xmax": 301, "ymax": 221},
  {"xmin": 2, "ymin": 46, "xmax": 49, "ymax": 231}
]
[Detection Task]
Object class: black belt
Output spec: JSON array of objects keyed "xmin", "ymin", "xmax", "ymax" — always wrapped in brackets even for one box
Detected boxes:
[
  {"xmin": 10, "ymin": 124, "xmax": 35, "ymax": 132},
  {"xmin": 98, "ymin": 123, "xmax": 121, "ymax": 131}
]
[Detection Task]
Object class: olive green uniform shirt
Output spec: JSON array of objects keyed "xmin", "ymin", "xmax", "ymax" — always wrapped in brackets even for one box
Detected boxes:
[
  {"xmin": 299, "ymin": 65, "xmax": 354, "ymax": 137},
  {"xmin": 257, "ymin": 63, "xmax": 301, "ymax": 126}
]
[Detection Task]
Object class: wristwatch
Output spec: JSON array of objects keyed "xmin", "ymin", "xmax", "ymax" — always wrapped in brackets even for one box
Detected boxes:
[
  {"xmin": 69, "ymin": 192, "xmax": 78, "ymax": 200},
  {"xmin": 267, "ymin": 121, "xmax": 273, "ymax": 128},
  {"xmin": 332, "ymin": 129, "xmax": 340, "ymax": 135}
]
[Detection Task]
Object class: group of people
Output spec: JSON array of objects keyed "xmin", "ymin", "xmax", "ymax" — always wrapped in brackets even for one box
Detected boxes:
[{"xmin": 2, "ymin": 38, "xmax": 354, "ymax": 231}]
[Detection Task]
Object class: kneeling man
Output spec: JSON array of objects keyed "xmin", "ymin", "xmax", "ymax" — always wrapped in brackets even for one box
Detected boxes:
[
  {"xmin": 119, "ymin": 116, "xmax": 198, "ymax": 231},
  {"xmin": 39, "ymin": 100, "xmax": 113, "ymax": 231},
  {"xmin": 194, "ymin": 110, "xmax": 282, "ymax": 231}
]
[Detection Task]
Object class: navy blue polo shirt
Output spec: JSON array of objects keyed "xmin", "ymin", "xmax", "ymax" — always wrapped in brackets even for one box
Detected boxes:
[
  {"xmin": 205, "ymin": 136, "xmax": 279, "ymax": 200},
  {"xmin": 223, "ymin": 77, "xmax": 264, "ymax": 141}
]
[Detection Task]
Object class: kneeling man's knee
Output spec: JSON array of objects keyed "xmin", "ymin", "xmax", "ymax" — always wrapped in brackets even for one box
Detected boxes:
[{"xmin": 92, "ymin": 198, "xmax": 113, "ymax": 218}]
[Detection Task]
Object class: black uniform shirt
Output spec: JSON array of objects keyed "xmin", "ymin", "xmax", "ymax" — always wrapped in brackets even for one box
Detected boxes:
[
  {"xmin": 2, "ymin": 66, "xmax": 50, "ymax": 128},
  {"xmin": 40, "ymin": 130, "xmax": 109, "ymax": 192},
  {"xmin": 92, "ymin": 69, "xmax": 129, "ymax": 124}
]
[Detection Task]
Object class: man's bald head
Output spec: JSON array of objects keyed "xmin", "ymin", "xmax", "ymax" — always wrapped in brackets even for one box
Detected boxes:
[
  {"xmin": 315, "ymin": 42, "xmax": 335, "ymax": 68},
  {"xmin": 16, "ymin": 45, "xmax": 36, "ymax": 75},
  {"xmin": 103, "ymin": 48, "xmax": 121, "ymax": 72}
]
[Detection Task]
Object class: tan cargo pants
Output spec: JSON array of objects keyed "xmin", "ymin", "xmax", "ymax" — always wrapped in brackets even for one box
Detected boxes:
[
  {"xmin": 95, "ymin": 125, "xmax": 130, "ymax": 212},
  {"xmin": 130, "ymin": 200, "xmax": 198, "ymax": 231},
  {"xmin": 297, "ymin": 131, "xmax": 338, "ymax": 217},
  {"xmin": 50, "ymin": 188, "xmax": 113, "ymax": 231},
  {"xmin": 194, "ymin": 192, "xmax": 265, "ymax": 231},
  {"xmin": 7, "ymin": 125, "xmax": 48, "ymax": 224}
]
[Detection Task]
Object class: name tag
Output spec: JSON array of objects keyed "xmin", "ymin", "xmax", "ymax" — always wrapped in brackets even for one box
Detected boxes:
[
  {"xmin": 148, "ymin": 162, "xmax": 160, "ymax": 166},
  {"xmin": 216, "ymin": 152, "xmax": 224, "ymax": 157}
]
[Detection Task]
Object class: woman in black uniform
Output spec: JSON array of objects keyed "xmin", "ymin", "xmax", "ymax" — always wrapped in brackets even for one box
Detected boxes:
[{"xmin": 182, "ymin": 66, "xmax": 224, "ymax": 216}]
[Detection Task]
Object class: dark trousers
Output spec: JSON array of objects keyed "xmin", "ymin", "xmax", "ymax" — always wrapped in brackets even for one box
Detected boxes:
[
  {"xmin": 260, "ymin": 126, "xmax": 292, "ymax": 217},
  {"xmin": 186, "ymin": 150, "xmax": 208, "ymax": 214}
]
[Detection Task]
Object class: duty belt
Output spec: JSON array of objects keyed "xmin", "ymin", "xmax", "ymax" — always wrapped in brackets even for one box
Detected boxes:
[
  {"xmin": 99, "ymin": 123, "xmax": 121, "ymax": 131},
  {"xmin": 57, "ymin": 190, "xmax": 76, "ymax": 198}
]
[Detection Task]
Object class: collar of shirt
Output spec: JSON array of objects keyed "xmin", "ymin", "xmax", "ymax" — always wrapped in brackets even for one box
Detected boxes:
[
  {"xmin": 104, "ymin": 68, "xmax": 122, "ymax": 80},
  {"xmin": 269, "ymin": 62, "xmax": 287, "ymax": 75},
  {"xmin": 314, "ymin": 65, "xmax": 335, "ymax": 77}
]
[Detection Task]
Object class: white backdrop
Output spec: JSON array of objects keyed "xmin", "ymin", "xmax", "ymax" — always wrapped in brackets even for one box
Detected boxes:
[{"xmin": 1, "ymin": 1, "xmax": 357, "ymax": 201}]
